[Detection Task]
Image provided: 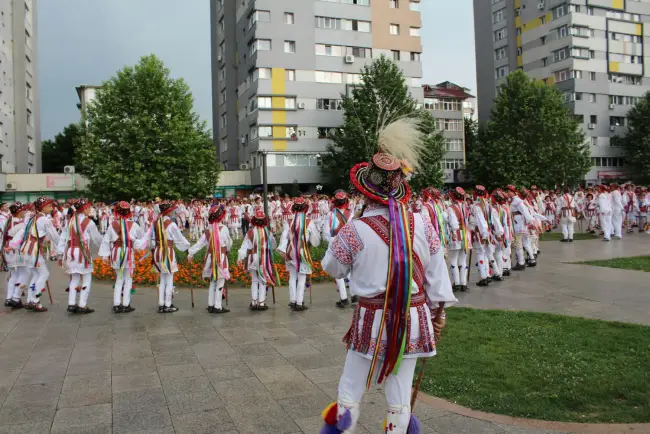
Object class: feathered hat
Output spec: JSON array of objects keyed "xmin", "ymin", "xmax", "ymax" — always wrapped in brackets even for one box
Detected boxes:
[
  {"xmin": 473, "ymin": 185, "xmax": 487, "ymax": 197},
  {"xmin": 332, "ymin": 190, "xmax": 349, "ymax": 208},
  {"xmin": 449, "ymin": 187, "xmax": 466, "ymax": 201},
  {"xmin": 159, "ymin": 201, "xmax": 176, "ymax": 216},
  {"xmin": 114, "ymin": 201, "xmax": 132, "ymax": 218},
  {"xmin": 251, "ymin": 209, "xmax": 268, "ymax": 227},
  {"xmin": 9, "ymin": 201, "xmax": 27, "ymax": 215},
  {"xmin": 73, "ymin": 198, "xmax": 91, "ymax": 213},
  {"xmin": 34, "ymin": 196, "xmax": 56, "ymax": 212},
  {"xmin": 292, "ymin": 197, "xmax": 309, "ymax": 213},
  {"xmin": 208, "ymin": 205, "xmax": 227, "ymax": 223},
  {"xmin": 350, "ymin": 118, "xmax": 424, "ymax": 205}
]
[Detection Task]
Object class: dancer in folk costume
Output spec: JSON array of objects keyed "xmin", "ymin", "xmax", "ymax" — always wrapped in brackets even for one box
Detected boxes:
[
  {"xmin": 447, "ymin": 187, "xmax": 471, "ymax": 292},
  {"xmin": 238, "ymin": 209, "xmax": 279, "ymax": 311},
  {"xmin": 3, "ymin": 202, "xmax": 30, "ymax": 309},
  {"xmin": 147, "ymin": 201, "xmax": 190, "ymax": 313},
  {"xmin": 319, "ymin": 194, "xmax": 331, "ymax": 222},
  {"xmin": 99, "ymin": 205, "xmax": 110, "ymax": 234},
  {"xmin": 558, "ymin": 187, "xmax": 577, "ymax": 242},
  {"xmin": 610, "ymin": 183, "xmax": 625, "ymax": 239},
  {"xmin": 624, "ymin": 184, "xmax": 638, "ymax": 233},
  {"xmin": 543, "ymin": 195, "xmax": 556, "ymax": 232},
  {"xmin": 597, "ymin": 185, "xmax": 613, "ymax": 241},
  {"xmin": 421, "ymin": 188, "xmax": 448, "ymax": 250},
  {"xmin": 227, "ymin": 200, "xmax": 242, "ymax": 240},
  {"xmin": 280, "ymin": 195, "xmax": 293, "ymax": 228},
  {"xmin": 506, "ymin": 186, "xmax": 537, "ymax": 269},
  {"xmin": 583, "ymin": 192, "xmax": 598, "ymax": 233},
  {"xmin": 99, "ymin": 201, "xmax": 146, "ymax": 313},
  {"xmin": 9, "ymin": 197, "xmax": 60, "ymax": 312},
  {"xmin": 322, "ymin": 191, "xmax": 354, "ymax": 308},
  {"xmin": 188, "ymin": 205, "xmax": 232, "ymax": 314},
  {"xmin": 494, "ymin": 190, "xmax": 514, "ymax": 276},
  {"xmin": 637, "ymin": 189, "xmax": 649, "ymax": 232},
  {"xmin": 57, "ymin": 198, "xmax": 103, "ymax": 314},
  {"xmin": 278, "ymin": 196, "xmax": 321, "ymax": 311},
  {"xmin": 469, "ymin": 186, "xmax": 493, "ymax": 287},
  {"xmin": 320, "ymin": 118, "xmax": 457, "ymax": 434}
]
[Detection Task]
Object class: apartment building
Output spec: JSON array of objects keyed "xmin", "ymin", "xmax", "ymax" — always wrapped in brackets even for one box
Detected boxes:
[
  {"xmin": 0, "ymin": 0, "xmax": 39, "ymax": 177},
  {"xmin": 473, "ymin": 0, "xmax": 650, "ymax": 184},
  {"xmin": 211, "ymin": 0, "xmax": 424, "ymax": 189},
  {"xmin": 422, "ymin": 81, "xmax": 475, "ymax": 184}
]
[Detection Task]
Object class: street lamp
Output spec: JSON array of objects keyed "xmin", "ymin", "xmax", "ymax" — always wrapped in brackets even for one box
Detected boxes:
[{"xmin": 261, "ymin": 151, "xmax": 269, "ymax": 221}]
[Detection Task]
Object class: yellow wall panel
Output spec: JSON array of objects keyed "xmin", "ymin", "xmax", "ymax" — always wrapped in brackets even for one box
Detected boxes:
[
  {"xmin": 514, "ymin": 0, "xmax": 520, "ymax": 8},
  {"xmin": 517, "ymin": 56, "xmax": 523, "ymax": 67},
  {"xmin": 609, "ymin": 61, "xmax": 620, "ymax": 72},
  {"xmin": 515, "ymin": 16, "xmax": 521, "ymax": 28},
  {"xmin": 270, "ymin": 68, "xmax": 287, "ymax": 151},
  {"xmin": 612, "ymin": 0, "xmax": 624, "ymax": 9},
  {"xmin": 545, "ymin": 12, "xmax": 552, "ymax": 22},
  {"xmin": 546, "ymin": 76, "xmax": 555, "ymax": 85},
  {"xmin": 516, "ymin": 35, "xmax": 522, "ymax": 47},
  {"xmin": 271, "ymin": 68, "xmax": 286, "ymax": 94},
  {"xmin": 522, "ymin": 17, "xmax": 542, "ymax": 33},
  {"xmin": 271, "ymin": 97, "xmax": 285, "ymax": 109},
  {"xmin": 635, "ymin": 24, "xmax": 643, "ymax": 36}
]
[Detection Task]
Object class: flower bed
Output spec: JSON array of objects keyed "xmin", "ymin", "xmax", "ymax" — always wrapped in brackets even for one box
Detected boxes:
[{"xmin": 92, "ymin": 240, "xmax": 332, "ymax": 288}]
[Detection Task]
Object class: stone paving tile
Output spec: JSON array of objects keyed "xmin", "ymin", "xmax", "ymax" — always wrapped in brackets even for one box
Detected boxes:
[
  {"xmin": 263, "ymin": 376, "xmax": 322, "ymax": 400},
  {"xmin": 0, "ymin": 401, "xmax": 56, "ymax": 426},
  {"xmin": 277, "ymin": 388, "xmax": 333, "ymax": 419},
  {"xmin": 253, "ymin": 364, "xmax": 304, "ymax": 384},
  {"xmin": 165, "ymin": 389, "xmax": 222, "ymax": 415},
  {"xmin": 57, "ymin": 386, "xmax": 112, "ymax": 409},
  {"xmin": 50, "ymin": 425, "xmax": 113, "ymax": 434},
  {"xmin": 204, "ymin": 363, "xmax": 254, "ymax": 382},
  {"xmin": 157, "ymin": 362, "xmax": 204, "ymax": 379},
  {"xmin": 0, "ymin": 421, "xmax": 51, "ymax": 434},
  {"xmin": 171, "ymin": 408, "xmax": 236, "ymax": 434},
  {"xmin": 112, "ymin": 405, "xmax": 173, "ymax": 434},
  {"xmin": 112, "ymin": 373, "xmax": 161, "ymax": 393},
  {"xmin": 161, "ymin": 375, "xmax": 213, "ymax": 396},
  {"xmin": 113, "ymin": 388, "xmax": 167, "ymax": 412},
  {"xmin": 302, "ymin": 365, "xmax": 344, "ymax": 384},
  {"xmin": 51, "ymin": 403, "xmax": 112, "ymax": 431}
]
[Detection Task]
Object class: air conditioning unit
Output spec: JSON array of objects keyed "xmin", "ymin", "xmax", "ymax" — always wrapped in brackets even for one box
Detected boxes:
[
  {"xmin": 217, "ymin": 54, "xmax": 223, "ymax": 62},
  {"xmin": 610, "ymin": 125, "xmax": 616, "ymax": 131},
  {"xmin": 64, "ymin": 165, "xmax": 75, "ymax": 174},
  {"xmin": 5, "ymin": 182, "xmax": 15, "ymax": 191},
  {"xmin": 537, "ymin": 2, "xmax": 545, "ymax": 10},
  {"xmin": 588, "ymin": 123, "xmax": 595, "ymax": 129},
  {"xmin": 240, "ymin": 137, "xmax": 246, "ymax": 144},
  {"xmin": 298, "ymin": 102, "xmax": 306, "ymax": 109},
  {"xmin": 344, "ymin": 55, "xmax": 355, "ymax": 64},
  {"xmin": 239, "ymin": 163, "xmax": 249, "ymax": 170},
  {"xmin": 609, "ymin": 104, "xmax": 615, "ymax": 109}
]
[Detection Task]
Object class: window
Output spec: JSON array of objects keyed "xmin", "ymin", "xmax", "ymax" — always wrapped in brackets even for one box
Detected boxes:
[
  {"xmin": 318, "ymin": 127, "xmax": 337, "ymax": 139},
  {"xmin": 409, "ymin": 27, "xmax": 421, "ymax": 36},
  {"xmin": 591, "ymin": 157, "xmax": 626, "ymax": 167},
  {"xmin": 609, "ymin": 74, "xmax": 642, "ymax": 85},
  {"xmin": 219, "ymin": 67, "xmax": 225, "ymax": 81},
  {"xmin": 221, "ymin": 138, "xmax": 228, "ymax": 153},
  {"xmin": 409, "ymin": 1, "xmax": 419, "ymax": 11},
  {"xmin": 610, "ymin": 53, "xmax": 642, "ymax": 64},
  {"xmin": 284, "ymin": 41, "xmax": 296, "ymax": 53},
  {"xmin": 554, "ymin": 48, "xmax": 569, "ymax": 61},
  {"xmin": 572, "ymin": 70, "xmax": 583, "ymax": 79},
  {"xmin": 445, "ymin": 138, "xmax": 463, "ymax": 152},
  {"xmin": 541, "ymin": 36, "xmax": 547, "ymax": 45},
  {"xmin": 589, "ymin": 71, "xmax": 596, "ymax": 81},
  {"xmin": 610, "ymin": 32, "xmax": 642, "ymax": 43},
  {"xmin": 590, "ymin": 115, "xmax": 598, "ymax": 124},
  {"xmin": 589, "ymin": 50, "xmax": 595, "ymax": 59},
  {"xmin": 541, "ymin": 16, "xmax": 546, "ymax": 25},
  {"xmin": 496, "ymin": 66, "xmax": 509, "ymax": 78},
  {"xmin": 542, "ymin": 58, "xmax": 548, "ymax": 67},
  {"xmin": 493, "ymin": 8, "xmax": 505, "ymax": 23},
  {"xmin": 0, "ymin": 122, "xmax": 3, "ymax": 142},
  {"xmin": 25, "ymin": 29, "xmax": 30, "ymax": 47},
  {"xmin": 26, "ymin": 110, "xmax": 31, "ymax": 126},
  {"xmin": 441, "ymin": 159, "xmax": 464, "ymax": 170},
  {"xmin": 389, "ymin": 0, "xmax": 399, "ymax": 8},
  {"xmin": 251, "ymin": 125, "xmax": 258, "ymax": 140},
  {"xmin": 587, "ymin": 6, "xmax": 594, "ymax": 15},
  {"xmin": 315, "ymin": 71, "xmax": 343, "ymax": 83},
  {"xmin": 610, "ymin": 116, "xmax": 626, "ymax": 126},
  {"xmin": 220, "ymin": 114, "xmax": 227, "ymax": 129},
  {"xmin": 574, "ymin": 92, "xmax": 583, "ymax": 101},
  {"xmin": 247, "ymin": 97, "xmax": 258, "ymax": 113},
  {"xmin": 267, "ymin": 153, "xmax": 323, "ymax": 167},
  {"xmin": 570, "ymin": 47, "xmax": 589, "ymax": 59},
  {"xmin": 553, "ymin": 4, "xmax": 566, "ymax": 19},
  {"xmin": 494, "ymin": 27, "xmax": 507, "ymax": 41},
  {"xmin": 315, "ymin": 17, "xmax": 341, "ymax": 29},
  {"xmin": 315, "ymin": 44, "xmax": 344, "ymax": 56},
  {"xmin": 285, "ymin": 97, "xmax": 296, "ymax": 109},
  {"xmin": 392, "ymin": 50, "xmax": 400, "ymax": 61},
  {"xmin": 259, "ymin": 126, "xmax": 273, "ymax": 138},
  {"xmin": 571, "ymin": 26, "xmax": 593, "ymax": 38},
  {"xmin": 249, "ymin": 10, "xmax": 270, "ymax": 28},
  {"xmin": 347, "ymin": 46, "xmax": 372, "ymax": 58},
  {"xmin": 557, "ymin": 25, "xmax": 568, "ymax": 39},
  {"xmin": 436, "ymin": 119, "xmax": 463, "ymax": 131},
  {"xmin": 390, "ymin": 24, "xmax": 400, "ymax": 35},
  {"xmin": 317, "ymin": 98, "xmax": 344, "ymax": 110},
  {"xmin": 218, "ymin": 17, "xmax": 224, "ymax": 34},
  {"xmin": 554, "ymin": 69, "xmax": 569, "ymax": 82},
  {"xmin": 609, "ymin": 95, "xmax": 640, "ymax": 106},
  {"xmin": 220, "ymin": 88, "xmax": 226, "ymax": 103},
  {"xmin": 517, "ymin": 47, "xmax": 522, "ymax": 56},
  {"xmin": 286, "ymin": 69, "xmax": 296, "ymax": 81},
  {"xmin": 286, "ymin": 126, "xmax": 298, "ymax": 140},
  {"xmin": 589, "ymin": 94, "xmax": 596, "ymax": 103},
  {"xmin": 347, "ymin": 73, "xmax": 363, "ymax": 84},
  {"xmin": 26, "ymin": 82, "xmax": 32, "ymax": 101},
  {"xmin": 284, "ymin": 12, "xmax": 295, "ymax": 24},
  {"xmin": 258, "ymin": 96, "xmax": 272, "ymax": 109},
  {"xmin": 410, "ymin": 52, "xmax": 421, "ymax": 61},
  {"xmin": 495, "ymin": 47, "xmax": 507, "ymax": 60},
  {"xmin": 250, "ymin": 39, "xmax": 271, "ymax": 56},
  {"xmin": 591, "ymin": 137, "xmax": 598, "ymax": 147}
]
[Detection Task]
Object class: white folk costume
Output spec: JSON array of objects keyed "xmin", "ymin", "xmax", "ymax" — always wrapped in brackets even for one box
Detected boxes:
[
  {"xmin": 597, "ymin": 186, "xmax": 613, "ymax": 241},
  {"xmin": 558, "ymin": 191, "xmax": 576, "ymax": 242},
  {"xmin": 238, "ymin": 209, "xmax": 279, "ymax": 310},
  {"xmin": 610, "ymin": 184, "xmax": 624, "ymax": 239},
  {"xmin": 421, "ymin": 188, "xmax": 449, "ymax": 250},
  {"xmin": 3, "ymin": 203, "xmax": 29, "ymax": 310},
  {"xmin": 470, "ymin": 187, "xmax": 492, "ymax": 287},
  {"xmin": 278, "ymin": 197, "xmax": 321, "ymax": 311},
  {"xmin": 507, "ymin": 186, "xmax": 537, "ymax": 270},
  {"xmin": 584, "ymin": 194, "xmax": 598, "ymax": 233},
  {"xmin": 188, "ymin": 205, "xmax": 232, "ymax": 314},
  {"xmin": 624, "ymin": 187, "xmax": 638, "ymax": 232},
  {"xmin": 280, "ymin": 198, "xmax": 293, "ymax": 227},
  {"xmin": 446, "ymin": 187, "xmax": 471, "ymax": 291},
  {"xmin": 322, "ymin": 191, "xmax": 354, "ymax": 307},
  {"xmin": 9, "ymin": 197, "xmax": 60, "ymax": 312},
  {"xmin": 146, "ymin": 201, "xmax": 190, "ymax": 313},
  {"xmin": 99, "ymin": 201, "xmax": 145, "ymax": 313},
  {"xmin": 495, "ymin": 191, "xmax": 514, "ymax": 276},
  {"xmin": 57, "ymin": 198, "xmax": 103, "ymax": 314},
  {"xmin": 637, "ymin": 192, "xmax": 649, "ymax": 231},
  {"xmin": 320, "ymin": 118, "xmax": 457, "ymax": 434},
  {"xmin": 227, "ymin": 202, "xmax": 241, "ymax": 240}
]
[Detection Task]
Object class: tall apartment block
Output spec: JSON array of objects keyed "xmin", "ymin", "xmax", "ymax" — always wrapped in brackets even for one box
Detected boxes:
[
  {"xmin": 211, "ymin": 0, "xmax": 423, "ymax": 189},
  {"xmin": 0, "ymin": 0, "xmax": 38, "ymax": 176},
  {"xmin": 473, "ymin": 0, "xmax": 650, "ymax": 184}
]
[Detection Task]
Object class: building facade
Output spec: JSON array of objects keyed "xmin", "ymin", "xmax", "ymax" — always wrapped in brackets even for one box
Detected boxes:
[
  {"xmin": 211, "ymin": 0, "xmax": 424, "ymax": 189},
  {"xmin": 0, "ymin": 0, "xmax": 39, "ymax": 175},
  {"xmin": 473, "ymin": 0, "xmax": 650, "ymax": 184},
  {"xmin": 422, "ymin": 81, "xmax": 475, "ymax": 184}
]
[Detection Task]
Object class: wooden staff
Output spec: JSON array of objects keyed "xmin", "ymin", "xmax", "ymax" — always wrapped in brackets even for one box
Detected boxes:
[
  {"xmin": 224, "ymin": 280, "xmax": 229, "ymax": 306},
  {"xmin": 190, "ymin": 286, "xmax": 195, "ymax": 308},
  {"xmin": 271, "ymin": 285, "xmax": 276, "ymax": 304},
  {"xmin": 411, "ymin": 301, "xmax": 445, "ymax": 410},
  {"xmin": 309, "ymin": 273, "xmax": 313, "ymax": 305},
  {"xmin": 46, "ymin": 280, "xmax": 53, "ymax": 305}
]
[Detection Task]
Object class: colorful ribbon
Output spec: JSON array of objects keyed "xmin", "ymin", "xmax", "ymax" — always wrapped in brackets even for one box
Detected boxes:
[{"xmin": 256, "ymin": 226, "xmax": 279, "ymax": 286}]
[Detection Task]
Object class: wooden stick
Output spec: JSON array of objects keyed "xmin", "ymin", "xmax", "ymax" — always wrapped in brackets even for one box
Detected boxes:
[
  {"xmin": 190, "ymin": 286, "xmax": 195, "ymax": 308},
  {"xmin": 272, "ymin": 285, "xmax": 276, "ymax": 304},
  {"xmin": 46, "ymin": 280, "xmax": 53, "ymax": 305},
  {"xmin": 225, "ymin": 280, "xmax": 229, "ymax": 306},
  {"xmin": 410, "ymin": 302, "xmax": 445, "ymax": 410},
  {"xmin": 309, "ymin": 274, "xmax": 313, "ymax": 305}
]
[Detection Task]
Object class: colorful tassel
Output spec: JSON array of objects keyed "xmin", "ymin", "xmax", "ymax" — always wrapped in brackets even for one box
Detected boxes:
[
  {"xmin": 319, "ymin": 403, "xmax": 351, "ymax": 434},
  {"xmin": 407, "ymin": 415, "xmax": 421, "ymax": 433}
]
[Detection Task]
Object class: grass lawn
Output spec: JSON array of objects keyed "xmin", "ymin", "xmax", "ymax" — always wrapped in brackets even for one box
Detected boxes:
[
  {"xmin": 539, "ymin": 232, "xmax": 598, "ymax": 241},
  {"xmin": 578, "ymin": 256, "xmax": 650, "ymax": 272},
  {"xmin": 420, "ymin": 308, "xmax": 650, "ymax": 423}
]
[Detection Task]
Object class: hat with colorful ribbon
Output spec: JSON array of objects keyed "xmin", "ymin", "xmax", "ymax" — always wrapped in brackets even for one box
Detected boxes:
[
  {"xmin": 73, "ymin": 198, "xmax": 92, "ymax": 213},
  {"xmin": 332, "ymin": 190, "xmax": 349, "ymax": 208},
  {"xmin": 208, "ymin": 205, "xmax": 226, "ymax": 223},
  {"xmin": 114, "ymin": 201, "xmax": 132, "ymax": 218},
  {"xmin": 34, "ymin": 196, "xmax": 56, "ymax": 212},
  {"xmin": 251, "ymin": 209, "xmax": 268, "ymax": 227},
  {"xmin": 9, "ymin": 201, "xmax": 27, "ymax": 215},
  {"xmin": 291, "ymin": 197, "xmax": 309, "ymax": 213},
  {"xmin": 159, "ymin": 201, "xmax": 177, "ymax": 216}
]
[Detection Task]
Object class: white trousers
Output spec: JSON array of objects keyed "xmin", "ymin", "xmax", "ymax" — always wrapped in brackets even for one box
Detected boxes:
[
  {"xmin": 10, "ymin": 267, "xmax": 30, "ymax": 301},
  {"xmin": 513, "ymin": 233, "xmax": 535, "ymax": 265},
  {"xmin": 447, "ymin": 249, "xmax": 468, "ymax": 285},
  {"xmin": 158, "ymin": 272, "xmax": 175, "ymax": 307},
  {"xmin": 600, "ymin": 214, "xmax": 613, "ymax": 240},
  {"xmin": 489, "ymin": 245, "xmax": 502, "ymax": 277},
  {"xmin": 208, "ymin": 278, "xmax": 225, "ymax": 308},
  {"xmin": 337, "ymin": 351, "xmax": 417, "ymax": 433},
  {"xmin": 501, "ymin": 245, "xmax": 511, "ymax": 270},
  {"xmin": 250, "ymin": 273, "xmax": 266, "ymax": 304},
  {"xmin": 612, "ymin": 211, "xmax": 623, "ymax": 237},
  {"xmin": 68, "ymin": 273, "xmax": 92, "ymax": 308},
  {"xmin": 6, "ymin": 268, "xmax": 18, "ymax": 301},
  {"xmin": 336, "ymin": 278, "xmax": 348, "ymax": 300},
  {"xmin": 288, "ymin": 268, "xmax": 307, "ymax": 304},
  {"xmin": 28, "ymin": 265, "xmax": 49, "ymax": 305},
  {"xmin": 113, "ymin": 272, "xmax": 134, "ymax": 307},
  {"xmin": 561, "ymin": 218, "xmax": 575, "ymax": 240},
  {"xmin": 472, "ymin": 244, "xmax": 489, "ymax": 280}
]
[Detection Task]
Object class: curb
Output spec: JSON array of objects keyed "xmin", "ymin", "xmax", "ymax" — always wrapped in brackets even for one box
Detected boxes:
[{"xmin": 417, "ymin": 392, "xmax": 649, "ymax": 433}]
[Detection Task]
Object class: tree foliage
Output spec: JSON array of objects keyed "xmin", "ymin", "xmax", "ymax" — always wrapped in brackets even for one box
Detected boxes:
[
  {"xmin": 467, "ymin": 70, "xmax": 590, "ymax": 189},
  {"xmin": 41, "ymin": 123, "xmax": 83, "ymax": 173},
  {"xmin": 622, "ymin": 91, "xmax": 650, "ymax": 184},
  {"xmin": 464, "ymin": 117, "xmax": 478, "ymax": 157},
  {"xmin": 78, "ymin": 55, "xmax": 219, "ymax": 201},
  {"xmin": 321, "ymin": 56, "xmax": 445, "ymax": 190}
]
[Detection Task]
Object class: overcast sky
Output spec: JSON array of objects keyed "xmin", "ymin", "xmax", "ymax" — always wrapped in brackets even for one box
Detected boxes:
[{"xmin": 38, "ymin": 0, "xmax": 476, "ymax": 140}]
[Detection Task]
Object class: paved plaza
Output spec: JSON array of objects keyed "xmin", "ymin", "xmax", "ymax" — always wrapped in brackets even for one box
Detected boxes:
[{"xmin": 0, "ymin": 235, "xmax": 648, "ymax": 433}]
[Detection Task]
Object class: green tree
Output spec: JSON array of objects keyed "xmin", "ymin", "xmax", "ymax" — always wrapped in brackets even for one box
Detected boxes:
[
  {"xmin": 41, "ymin": 123, "xmax": 83, "ymax": 173},
  {"xmin": 464, "ymin": 117, "xmax": 478, "ymax": 157},
  {"xmin": 77, "ymin": 54, "xmax": 219, "ymax": 201},
  {"xmin": 467, "ymin": 70, "xmax": 590, "ymax": 189},
  {"xmin": 321, "ymin": 56, "xmax": 445, "ymax": 190},
  {"xmin": 622, "ymin": 91, "xmax": 650, "ymax": 184}
]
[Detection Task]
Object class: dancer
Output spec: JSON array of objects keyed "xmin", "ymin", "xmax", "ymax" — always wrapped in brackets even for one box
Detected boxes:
[
  {"xmin": 3, "ymin": 202, "xmax": 29, "ymax": 309},
  {"xmin": 278, "ymin": 196, "xmax": 321, "ymax": 311},
  {"xmin": 320, "ymin": 117, "xmax": 457, "ymax": 434},
  {"xmin": 99, "ymin": 201, "xmax": 145, "ymax": 313},
  {"xmin": 57, "ymin": 198, "xmax": 103, "ymax": 314},
  {"xmin": 322, "ymin": 191, "xmax": 354, "ymax": 308},
  {"xmin": 238, "ymin": 209, "xmax": 279, "ymax": 311},
  {"xmin": 470, "ymin": 186, "xmax": 492, "ymax": 287},
  {"xmin": 558, "ymin": 187, "xmax": 576, "ymax": 242},
  {"xmin": 447, "ymin": 187, "xmax": 471, "ymax": 292},
  {"xmin": 506, "ymin": 186, "xmax": 536, "ymax": 270},
  {"xmin": 188, "ymin": 205, "xmax": 232, "ymax": 314}
]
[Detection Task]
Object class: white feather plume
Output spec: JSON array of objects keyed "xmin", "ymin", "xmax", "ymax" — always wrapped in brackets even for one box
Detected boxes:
[{"xmin": 377, "ymin": 117, "xmax": 425, "ymax": 171}]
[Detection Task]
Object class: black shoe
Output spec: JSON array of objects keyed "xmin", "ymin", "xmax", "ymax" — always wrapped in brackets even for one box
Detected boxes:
[
  {"xmin": 10, "ymin": 299, "xmax": 24, "ymax": 310},
  {"xmin": 336, "ymin": 299, "xmax": 349, "ymax": 308},
  {"xmin": 512, "ymin": 264, "xmax": 526, "ymax": 271},
  {"xmin": 122, "ymin": 305, "xmax": 135, "ymax": 313},
  {"xmin": 560, "ymin": 238, "xmax": 569, "ymax": 243},
  {"xmin": 503, "ymin": 270, "xmax": 511, "ymax": 277},
  {"xmin": 288, "ymin": 302, "xmax": 297, "ymax": 309},
  {"xmin": 459, "ymin": 285, "xmax": 468, "ymax": 292},
  {"xmin": 157, "ymin": 306, "xmax": 166, "ymax": 313},
  {"xmin": 76, "ymin": 307, "xmax": 95, "ymax": 314},
  {"xmin": 476, "ymin": 279, "xmax": 489, "ymax": 287},
  {"xmin": 527, "ymin": 261, "xmax": 537, "ymax": 268},
  {"xmin": 294, "ymin": 303, "xmax": 304, "ymax": 311},
  {"xmin": 164, "ymin": 306, "xmax": 179, "ymax": 313},
  {"xmin": 67, "ymin": 305, "xmax": 78, "ymax": 313},
  {"xmin": 492, "ymin": 275, "xmax": 504, "ymax": 281},
  {"xmin": 207, "ymin": 306, "xmax": 216, "ymax": 313},
  {"xmin": 4, "ymin": 299, "xmax": 10, "ymax": 307},
  {"xmin": 213, "ymin": 307, "xmax": 230, "ymax": 314},
  {"xmin": 257, "ymin": 304, "xmax": 268, "ymax": 311},
  {"xmin": 536, "ymin": 250, "xmax": 541, "ymax": 256},
  {"xmin": 350, "ymin": 295, "xmax": 358, "ymax": 303},
  {"xmin": 569, "ymin": 239, "xmax": 574, "ymax": 243},
  {"xmin": 113, "ymin": 305, "xmax": 123, "ymax": 313},
  {"xmin": 452, "ymin": 284, "xmax": 459, "ymax": 292},
  {"xmin": 249, "ymin": 303, "xmax": 257, "ymax": 311}
]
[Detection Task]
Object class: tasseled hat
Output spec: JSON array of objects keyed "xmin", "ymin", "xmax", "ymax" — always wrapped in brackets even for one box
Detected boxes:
[
  {"xmin": 473, "ymin": 185, "xmax": 487, "ymax": 197},
  {"xmin": 73, "ymin": 198, "xmax": 91, "ymax": 213},
  {"xmin": 251, "ymin": 209, "xmax": 268, "ymax": 227},
  {"xmin": 159, "ymin": 201, "xmax": 176, "ymax": 216},
  {"xmin": 34, "ymin": 196, "xmax": 56, "ymax": 212},
  {"xmin": 292, "ymin": 197, "xmax": 309, "ymax": 213},
  {"xmin": 114, "ymin": 201, "xmax": 132, "ymax": 218},
  {"xmin": 9, "ymin": 201, "xmax": 27, "ymax": 215},
  {"xmin": 422, "ymin": 187, "xmax": 441, "ymax": 200},
  {"xmin": 332, "ymin": 190, "xmax": 349, "ymax": 208},
  {"xmin": 208, "ymin": 205, "xmax": 226, "ymax": 223},
  {"xmin": 449, "ymin": 187, "xmax": 465, "ymax": 201},
  {"xmin": 505, "ymin": 184, "xmax": 517, "ymax": 193}
]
